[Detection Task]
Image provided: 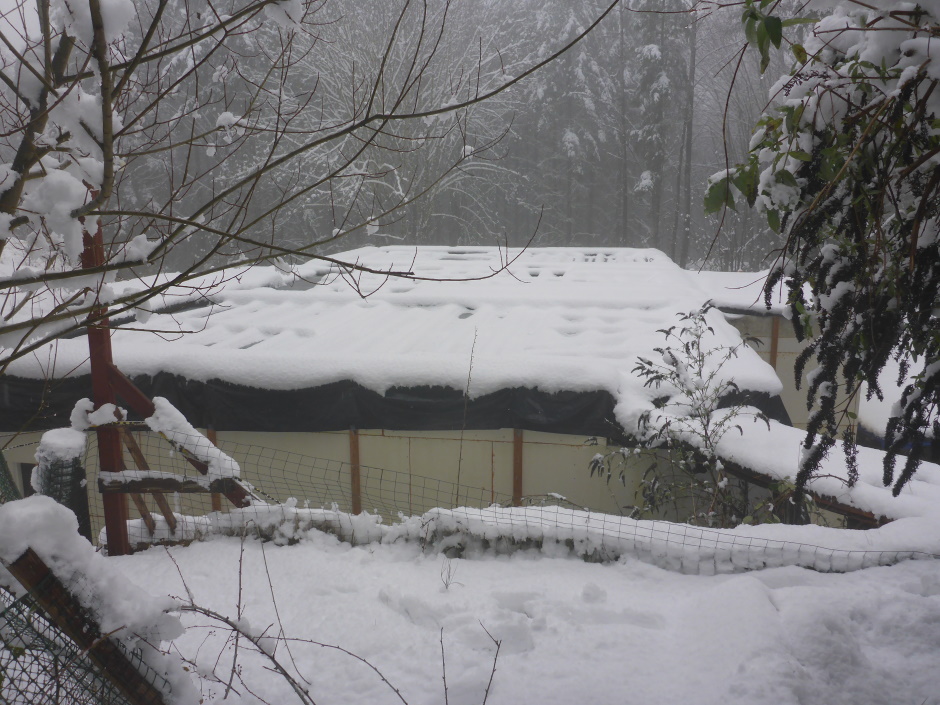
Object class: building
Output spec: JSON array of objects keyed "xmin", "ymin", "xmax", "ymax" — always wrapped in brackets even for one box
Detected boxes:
[{"xmin": 4, "ymin": 246, "xmax": 916, "ymax": 538}]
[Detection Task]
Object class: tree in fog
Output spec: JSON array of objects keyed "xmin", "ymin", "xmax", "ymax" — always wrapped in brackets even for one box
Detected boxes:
[{"xmin": 0, "ymin": 0, "xmax": 620, "ymax": 370}]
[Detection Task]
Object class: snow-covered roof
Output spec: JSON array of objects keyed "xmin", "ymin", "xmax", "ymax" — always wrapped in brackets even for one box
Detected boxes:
[
  {"xmin": 7, "ymin": 246, "xmax": 784, "ymax": 417},
  {"xmin": 692, "ymin": 269, "xmax": 787, "ymax": 315},
  {"xmin": 857, "ymin": 357, "xmax": 911, "ymax": 439},
  {"xmin": 8, "ymin": 245, "xmax": 940, "ymax": 523}
]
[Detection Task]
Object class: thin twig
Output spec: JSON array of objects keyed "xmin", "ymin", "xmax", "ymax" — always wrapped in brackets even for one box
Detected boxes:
[
  {"xmin": 440, "ymin": 627, "xmax": 449, "ymax": 705},
  {"xmin": 479, "ymin": 623, "xmax": 502, "ymax": 705}
]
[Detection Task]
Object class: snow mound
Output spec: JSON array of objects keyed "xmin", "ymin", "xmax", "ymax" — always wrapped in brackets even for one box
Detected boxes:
[{"xmin": 114, "ymin": 500, "xmax": 940, "ymax": 576}]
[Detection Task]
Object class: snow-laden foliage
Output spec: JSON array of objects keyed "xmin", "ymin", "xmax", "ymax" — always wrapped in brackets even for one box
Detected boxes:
[
  {"xmin": 592, "ymin": 306, "xmax": 774, "ymax": 527},
  {"xmin": 709, "ymin": 0, "xmax": 940, "ymax": 495}
]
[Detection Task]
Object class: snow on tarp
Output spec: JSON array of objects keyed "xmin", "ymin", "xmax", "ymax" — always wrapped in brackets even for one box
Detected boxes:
[
  {"xmin": 715, "ymin": 417, "xmax": 940, "ymax": 521},
  {"xmin": 0, "ymin": 496, "xmax": 198, "ymax": 703},
  {"xmin": 6, "ymin": 247, "xmax": 784, "ymax": 407},
  {"xmin": 692, "ymin": 269, "xmax": 788, "ymax": 315},
  {"xmin": 113, "ymin": 501, "xmax": 940, "ymax": 575}
]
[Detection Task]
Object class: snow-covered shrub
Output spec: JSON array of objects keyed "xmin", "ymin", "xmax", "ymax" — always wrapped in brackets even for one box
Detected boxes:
[{"xmin": 591, "ymin": 306, "xmax": 777, "ymax": 527}]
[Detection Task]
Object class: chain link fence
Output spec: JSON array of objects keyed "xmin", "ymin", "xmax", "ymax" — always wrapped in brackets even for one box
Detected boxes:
[{"xmin": 0, "ymin": 581, "xmax": 170, "ymax": 705}]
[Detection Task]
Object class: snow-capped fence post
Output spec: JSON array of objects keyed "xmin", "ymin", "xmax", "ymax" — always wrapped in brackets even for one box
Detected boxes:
[
  {"xmin": 5, "ymin": 547, "xmax": 169, "ymax": 705},
  {"xmin": 34, "ymin": 428, "xmax": 92, "ymax": 542}
]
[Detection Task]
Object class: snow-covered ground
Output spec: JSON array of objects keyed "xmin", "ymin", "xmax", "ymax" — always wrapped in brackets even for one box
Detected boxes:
[{"xmin": 116, "ymin": 531, "xmax": 940, "ymax": 705}]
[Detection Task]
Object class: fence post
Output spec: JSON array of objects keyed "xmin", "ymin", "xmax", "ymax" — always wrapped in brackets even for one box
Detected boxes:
[
  {"xmin": 349, "ymin": 427, "xmax": 362, "ymax": 514},
  {"xmin": 769, "ymin": 316, "xmax": 781, "ymax": 370},
  {"xmin": 206, "ymin": 427, "xmax": 223, "ymax": 512},
  {"xmin": 513, "ymin": 429, "xmax": 524, "ymax": 506},
  {"xmin": 81, "ymin": 218, "xmax": 131, "ymax": 556}
]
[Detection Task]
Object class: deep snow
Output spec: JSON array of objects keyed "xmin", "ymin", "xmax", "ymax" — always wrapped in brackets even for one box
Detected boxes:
[{"xmin": 114, "ymin": 531, "xmax": 940, "ymax": 705}]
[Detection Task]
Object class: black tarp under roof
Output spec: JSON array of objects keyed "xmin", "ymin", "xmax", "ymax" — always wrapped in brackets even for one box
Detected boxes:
[{"xmin": 0, "ymin": 373, "xmax": 789, "ymax": 443}]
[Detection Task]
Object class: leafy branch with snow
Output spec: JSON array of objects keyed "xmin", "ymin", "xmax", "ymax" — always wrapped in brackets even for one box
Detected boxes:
[{"xmin": 706, "ymin": 0, "xmax": 940, "ymax": 497}]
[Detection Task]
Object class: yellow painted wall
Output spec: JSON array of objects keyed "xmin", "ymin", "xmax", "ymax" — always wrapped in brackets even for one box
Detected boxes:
[
  {"xmin": 727, "ymin": 314, "xmax": 860, "ymax": 431},
  {"xmin": 2, "ymin": 427, "xmax": 656, "ymax": 543}
]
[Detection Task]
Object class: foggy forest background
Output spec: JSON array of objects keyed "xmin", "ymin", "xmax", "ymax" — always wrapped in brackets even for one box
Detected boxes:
[{"xmin": 120, "ymin": 0, "xmax": 791, "ymax": 274}]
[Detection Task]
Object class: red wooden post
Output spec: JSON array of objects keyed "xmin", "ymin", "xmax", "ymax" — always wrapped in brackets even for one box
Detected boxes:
[
  {"xmin": 349, "ymin": 428, "xmax": 362, "ymax": 515},
  {"xmin": 81, "ymin": 221, "xmax": 131, "ymax": 556},
  {"xmin": 206, "ymin": 427, "xmax": 222, "ymax": 512}
]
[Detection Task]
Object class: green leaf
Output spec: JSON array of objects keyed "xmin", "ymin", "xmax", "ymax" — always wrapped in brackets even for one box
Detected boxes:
[
  {"xmin": 776, "ymin": 170, "xmax": 798, "ymax": 188},
  {"xmin": 743, "ymin": 16, "xmax": 758, "ymax": 46},
  {"xmin": 732, "ymin": 166, "xmax": 758, "ymax": 206},
  {"xmin": 791, "ymin": 43, "xmax": 808, "ymax": 64},
  {"xmin": 756, "ymin": 19, "xmax": 769, "ymax": 55},
  {"xmin": 788, "ymin": 150, "xmax": 812, "ymax": 162},
  {"xmin": 765, "ymin": 16, "xmax": 783, "ymax": 49},
  {"xmin": 782, "ymin": 17, "xmax": 818, "ymax": 27},
  {"xmin": 767, "ymin": 209, "xmax": 781, "ymax": 233},
  {"xmin": 704, "ymin": 177, "xmax": 735, "ymax": 214}
]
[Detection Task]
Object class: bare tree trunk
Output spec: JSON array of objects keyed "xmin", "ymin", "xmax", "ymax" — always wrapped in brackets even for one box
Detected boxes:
[
  {"xmin": 618, "ymin": 5, "xmax": 632, "ymax": 247},
  {"xmin": 678, "ymin": 17, "xmax": 697, "ymax": 268}
]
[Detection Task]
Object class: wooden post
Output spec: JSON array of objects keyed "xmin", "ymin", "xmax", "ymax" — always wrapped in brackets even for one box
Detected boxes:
[
  {"xmin": 349, "ymin": 428, "xmax": 362, "ymax": 515},
  {"xmin": 120, "ymin": 428, "xmax": 176, "ymax": 534},
  {"xmin": 512, "ymin": 429, "xmax": 524, "ymax": 506},
  {"xmin": 206, "ymin": 427, "xmax": 222, "ymax": 512},
  {"xmin": 769, "ymin": 316, "xmax": 781, "ymax": 370},
  {"xmin": 7, "ymin": 549, "xmax": 169, "ymax": 705},
  {"xmin": 81, "ymin": 221, "xmax": 131, "ymax": 557}
]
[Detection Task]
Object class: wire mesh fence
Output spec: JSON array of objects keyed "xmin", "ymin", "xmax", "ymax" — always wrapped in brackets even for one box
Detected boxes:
[
  {"xmin": 0, "ymin": 452, "xmax": 21, "ymax": 505},
  {"xmin": 0, "ymin": 425, "xmax": 934, "ymax": 575},
  {"xmin": 68, "ymin": 427, "xmax": 939, "ymax": 574},
  {"xmin": 81, "ymin": 427, "xmax": 518, "ymax": 547},
  {"xmin": 0, "ymin": 584, "xmax": 169, "ymax": 705},
  {"xmin": 411, "ymin": 505, "xmax": 938, "ymax": 574}
]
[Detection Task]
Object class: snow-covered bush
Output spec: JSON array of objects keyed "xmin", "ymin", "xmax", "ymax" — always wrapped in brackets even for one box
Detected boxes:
[{"xmin": 591, "ymin": 306, "xmax": 774, "ymax": 527}]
